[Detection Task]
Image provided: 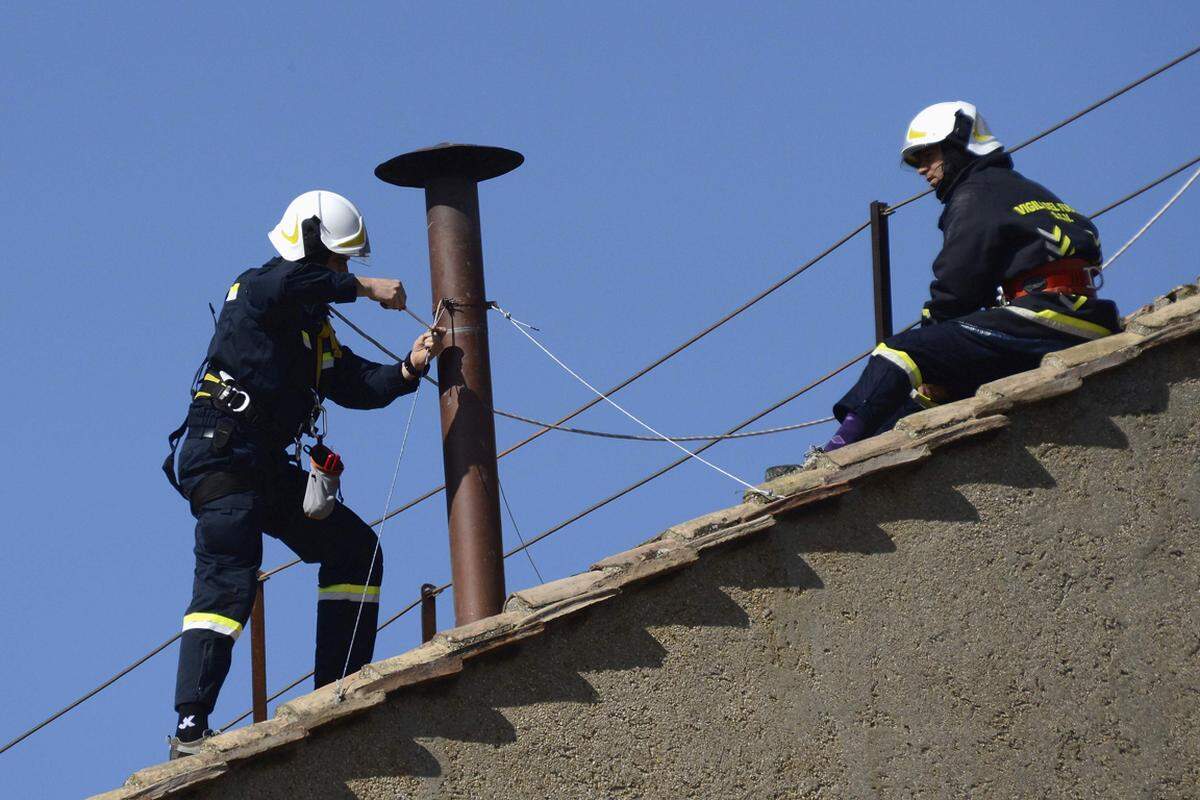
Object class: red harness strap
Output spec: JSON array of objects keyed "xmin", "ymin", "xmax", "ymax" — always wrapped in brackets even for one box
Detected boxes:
[{"xmin": 1003, "ymin": 258, "xmax": 1096, "ymax": 301}]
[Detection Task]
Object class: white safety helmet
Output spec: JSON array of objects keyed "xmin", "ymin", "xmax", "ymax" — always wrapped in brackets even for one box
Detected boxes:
[
  {"xmin": 901, "ymin": 101, "xmax": 1003, "ymax": 167},
  {"xmin": 268, "ymin": 190, "xmax": 371, "ymax": 261}
]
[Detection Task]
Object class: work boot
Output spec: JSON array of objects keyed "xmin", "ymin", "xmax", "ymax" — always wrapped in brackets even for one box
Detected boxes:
[{"xmin": 167, "ymin": 729, "xmax": 214, "ymax": 760}]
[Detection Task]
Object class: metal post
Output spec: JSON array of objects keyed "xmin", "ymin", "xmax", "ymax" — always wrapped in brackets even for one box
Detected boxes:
[
  {"xmin": 249, "ymin": 578, "xmax": 267, "ymax": 723},
  {"xmin": 869, "ymin": 200, "xmax": 893, "ymax": 343},
  {"xmin": 420, "ymin": 583, "xmax": 437, "ymax": 643},
  {"xmin": 375, "ymin": 143, "xmax": 523, "ymax": 626}
]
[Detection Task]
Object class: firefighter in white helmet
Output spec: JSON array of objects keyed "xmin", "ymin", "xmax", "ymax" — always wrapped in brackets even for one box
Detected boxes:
[
  {"xmin": 816, "ymin": 102, "xmax": 1120, "ymax": 453},
  {"xmin": 163, "ymin": 190, "xmax": 444, "ymax": 758}
]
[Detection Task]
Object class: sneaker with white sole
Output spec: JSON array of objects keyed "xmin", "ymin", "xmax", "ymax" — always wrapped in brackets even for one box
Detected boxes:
[{"xmin": 167, "ymin": 729, "xmax": 214, "ymax": 760}]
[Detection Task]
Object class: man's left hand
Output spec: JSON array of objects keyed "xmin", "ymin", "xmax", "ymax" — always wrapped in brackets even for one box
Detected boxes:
[{"xmin": 408, "ymin": 328, "xmax": 446, "ymax": 373}]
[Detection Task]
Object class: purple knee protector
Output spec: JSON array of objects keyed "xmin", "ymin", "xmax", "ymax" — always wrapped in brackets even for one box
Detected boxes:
[{"xmin": 822, "ymin": 412, "xmax": 866, "ymax": 452}]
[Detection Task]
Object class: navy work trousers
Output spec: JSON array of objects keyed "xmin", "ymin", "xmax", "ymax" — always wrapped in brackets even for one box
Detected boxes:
[
  {"xmin": 834, "ymin": 299, "xmax": 1115, "ymax": 439},
  {"xmin": 174, "ymin": 461, "xmax": 383, "ymax": 715}
]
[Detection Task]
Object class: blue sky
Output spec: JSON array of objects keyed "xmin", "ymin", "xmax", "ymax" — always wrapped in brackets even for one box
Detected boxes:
[{"xmin": 2, "ymin": 3, "xmax": 1198, "ymax": 796}]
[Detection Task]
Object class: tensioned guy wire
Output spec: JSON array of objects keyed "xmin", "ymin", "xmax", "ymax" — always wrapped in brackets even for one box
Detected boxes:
[
  {"xmin": 223, "ymin": 590, "xmax": 434, "ymax": 731},
  {"xmin": 0, "ymin": 632, "xmax": 183, "ymax": 756},
  {"xmin": 223, "ymin": 343, "xmax": 875, "ymax": 728},
  {"xmin": 9, "ymin": 51, "xmax": 1200, "ymax": 751},
  {"xmin": 497, "ymin": 477, "xmax": 544, "ymax": 583},
  {"xmin": 334, "ymin": 378, "xmax": 423, "ymax": 700},
  {"xmin": 493, "ymin": 303, "xmax": 779, "ymax": 500},
  {"xmin": 212, "ymin": 151, "xmax": 1200, "ymax": 729},
  {"xmin": 365, "ymin": 38, "xmax": 1200, "ymax": 527},
  {"xmin": 886, "ymin": 43, "xmax": 1200, "ymax": 215},
  {"xmin": 1100, "ymin": 164, "xmax": 1200, "ymax": 272},
  {"xmin": 1091, "ymin": 154, "xmax": 1200, "ymax": 219},
  {"xmin": 333, "ymin": 304, "xmax": 837, "ymax": 441},
  {"xmin": 491, "ymin": 161, "xmax": 1200, "ymax": 564},
  {"xmin": 115, "ymin": 154, "xmax": 1200, "ymax": 743}
]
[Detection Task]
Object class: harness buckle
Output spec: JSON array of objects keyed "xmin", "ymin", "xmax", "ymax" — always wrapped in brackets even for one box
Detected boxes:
[{"xmin": 216, "ymin": 383, "xmax": 251, "ymax": 414}]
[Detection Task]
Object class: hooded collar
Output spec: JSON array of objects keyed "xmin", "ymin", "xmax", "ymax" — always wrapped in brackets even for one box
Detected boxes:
[{"xmin": 937, "ymin": 149, "xmax": 1014, "ymax": 203}]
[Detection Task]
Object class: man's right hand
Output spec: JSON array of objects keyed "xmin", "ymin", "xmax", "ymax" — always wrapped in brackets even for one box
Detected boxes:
[{"xmin": 356, "ymin": 277, "xmax": 407, "ymax": 310}]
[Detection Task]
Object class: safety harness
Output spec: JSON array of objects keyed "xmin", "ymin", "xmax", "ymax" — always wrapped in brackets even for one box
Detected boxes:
[
  {"xmin": 163, "ymin": 371, "xmax": 320, "ymax": 514},
  {"xmin": 1003, "ymin": 258, "xmax": 1099, "ymax": 301}
]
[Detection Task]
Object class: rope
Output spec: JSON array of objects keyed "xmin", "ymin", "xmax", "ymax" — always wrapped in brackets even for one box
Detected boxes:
[
  {"xmin": 1100, "ymin": 164, "xmax": 1200, "ymax": 272},
  {"xmin": 493, "ymin": 303, "xmax": 779, "ymax": 500},
  {"xmin": 336, "ymin": 304, "xmax": 836, "ymax": 442},
  {"xmin": 886, "ymin": 44, "xmax": 1200, "ymax": 215},
  {"xmin": 223, "ymin": 216, "xmax": 1178, "ymax": 726},
  {"xmin": 221, "ymin": 342, "xmax": 875, "ymax": 728},
  {"xmin": 221, "ymin": 590, "xmax": 434, "ymax": 732},
  {"xmin": 491, "ymin": 411, "xmax": 836, "ymax": 441},
  {"xmin": 11, "ymin": 53, "xmax": 1200, "ymax": 749},
  {"xmin": 193, "ymin": 155, "xmax": 1200, "ymax": 736},
  {"xmin": 283, "ymin": 220, "xmax": 869, "ymax": 547},
  {"xmin": 334, "ymin": 379, "xmax": 423, "ymax": 700},
  {"xmin": 497, "ymin": 476, "xmax": 544, "ymax": 583},
  {"xmin": 502, "ymin": 344, "xmax": 877, "ymax": 561},
  {"xmin": 245, "ymin": 146, "xmax": 1200, "ymax": 588}
]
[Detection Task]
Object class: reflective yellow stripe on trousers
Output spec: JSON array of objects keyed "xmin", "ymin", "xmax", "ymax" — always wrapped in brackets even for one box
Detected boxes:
[
  {"xmin": 1002, "ymin": 306, "xmax": 1112, "ymax": 340},
  {"xmin": 182, "ymin": 612, "xmax": 244, "ymax": 640},
  {"xmin": 318, "ymin": 584, "xmax": 381, "ymax": 603},
  {"xmin": 872, "ymin": 343, "xmax": 924, "ymax": 390}
]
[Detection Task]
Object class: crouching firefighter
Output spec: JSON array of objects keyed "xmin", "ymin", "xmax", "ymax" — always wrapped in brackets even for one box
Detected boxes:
[
  {"xmin": 819, "ymin": 101, "xmax": 1120, "ymax": 452},
  {"xmin": 162, "ymin": 190, "xmax": 445, "ymax": 758}
]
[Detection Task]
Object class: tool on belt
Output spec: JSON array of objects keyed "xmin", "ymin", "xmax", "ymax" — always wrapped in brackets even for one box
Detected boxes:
[
  {"xmin": 302, "ymin": 441, "xmax": 344, "ymax": 520},
  {"xmin": 1003, "ymin": 258, "xmax": 1102, "ymax": 301}
]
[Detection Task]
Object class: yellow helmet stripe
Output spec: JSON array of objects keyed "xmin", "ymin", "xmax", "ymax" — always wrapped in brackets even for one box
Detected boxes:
[
  {"xmin": 333, "ymin": 227, "xmax": 365, "ymax": 249},
  {"xmin": 280, "ymin": 219, "xmax": 300, "ymax": 245}
]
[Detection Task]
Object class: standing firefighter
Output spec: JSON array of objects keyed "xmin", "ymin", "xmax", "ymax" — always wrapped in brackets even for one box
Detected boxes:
[
  {"xmin": 163, "ymin": 190, "xmax": 444, "ymax": 758},
  {"xmin": 819, "ymin": 102, "xmax": 1120, "ymax": 451}
]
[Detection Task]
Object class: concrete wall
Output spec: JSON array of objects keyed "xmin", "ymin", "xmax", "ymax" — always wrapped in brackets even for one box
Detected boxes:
[{"xmin": 185, "ymin": 338, "xmax": 1199, "ymax": 800}]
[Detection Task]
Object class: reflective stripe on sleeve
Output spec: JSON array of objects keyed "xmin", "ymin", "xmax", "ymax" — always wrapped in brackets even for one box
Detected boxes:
[
  {"xmin": 318, "ymin": 584, "xmax": 381, "ymax": 603},
  {"xmin": 872, "ymin": 343, "xmax": 924, "ymax": 390},
  {"xmin": 1002, "ymin": 306, "xmax": 1112, "ymax": 340},
  {"xmin": 183, "ymin": 612, "xmax": 244, "ymax": 640}
]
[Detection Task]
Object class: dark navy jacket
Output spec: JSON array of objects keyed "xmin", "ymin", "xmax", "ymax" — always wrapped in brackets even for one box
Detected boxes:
[
  {"xmin": 925, "ymin": 151, "xmax": 1103, "ymax": 322},
  {"xmin": 201, "ymin": 257, "xmax": 418, "ymax": 444}
]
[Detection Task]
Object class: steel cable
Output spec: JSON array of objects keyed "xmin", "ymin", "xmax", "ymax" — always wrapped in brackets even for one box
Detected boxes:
[
  {"xmin": 220, "ymin": 591, "xmax": 431, "ymax": 731},
  {"xmin": 1091, "ymin": 154, "xmax": 1200, "ymax": 219},
  {"xmin": 8, "ymin": 67, "xmax": 1199, "ymax": 753},
  {"xmin": 1100, "ymin": 164, "xmax": 1200, "ymax": 271},
  {"xmin": 335, "ymin": 304, "xmax": 837, "ymax": 443},
  {"xmin": 0, "ymin": 633, "xmax": 183, "ymax": 756},
  {"xmin": 232, "ymin": 156, "xmax": 1200, "ymax": 717},
  {"xmin": 886, "ymin": 44, "xmax": 1200, "ymax": 215},
  {"xmin": 230, "ymin": 218, "xmax": 866, "ymax": 584},
  {"xmin": 221, "ymin": 343, "xmax": 874, "ymax": 727}
]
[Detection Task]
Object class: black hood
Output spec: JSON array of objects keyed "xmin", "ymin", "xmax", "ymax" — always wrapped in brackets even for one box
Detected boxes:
[
  {"xmin": 300, "ymin": 215, "xmax": 333, "ymax": 266},
  {"xmin": 937, "ymin": 148, "xmax": 1014, "ymax": 203}
]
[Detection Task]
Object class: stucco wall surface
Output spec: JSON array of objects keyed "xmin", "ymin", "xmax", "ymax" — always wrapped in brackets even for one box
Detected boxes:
[{"xmin": 179, "ymin": 338, "xmax": 1199, "ymax": 800}]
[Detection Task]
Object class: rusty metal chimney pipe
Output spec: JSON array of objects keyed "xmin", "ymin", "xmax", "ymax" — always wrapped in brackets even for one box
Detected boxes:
[{"xmin": 375, "ymin": 143, "xmax": 523, "ymax": 625}]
